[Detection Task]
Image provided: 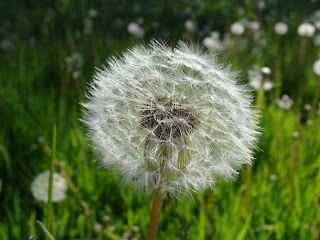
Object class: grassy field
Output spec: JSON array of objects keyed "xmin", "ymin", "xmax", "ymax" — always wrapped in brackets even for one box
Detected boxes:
[{"xmin": 1, "ymin": 0, "xmax": 320, "ymax": 239}]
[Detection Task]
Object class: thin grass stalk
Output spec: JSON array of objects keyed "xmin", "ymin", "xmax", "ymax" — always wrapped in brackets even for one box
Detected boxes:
[
  {"xmin": 47, "ymin": 125, "xmax": 56, "ymax": 236},
  {"xmin": 36, "ymin": 220, "xmax": 55, "ymax": 240},
  {"xmin": 38, "ymin": 137, "xmax": 89, "ymax": 211}
]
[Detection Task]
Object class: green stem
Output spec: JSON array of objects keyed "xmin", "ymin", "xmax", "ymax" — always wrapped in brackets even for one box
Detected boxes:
[{"xmin": 47, "ymin": 125, "xmax": 56, "ymax": 235}]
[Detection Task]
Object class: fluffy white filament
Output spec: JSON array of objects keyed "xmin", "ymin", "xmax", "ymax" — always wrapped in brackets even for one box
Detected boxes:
[{"xmin": 82, "ymin": 41, "xmax": 260, "ymax": 198}]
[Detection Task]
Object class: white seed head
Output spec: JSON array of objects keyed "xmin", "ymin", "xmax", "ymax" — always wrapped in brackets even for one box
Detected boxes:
[
  {"xmin": 82, "ymin": 40, "xmax": 260, "ymax": 198},
  {"xmin": 231, "ymin": 22, "xmax": 245, "ymax": 36},
  {"xmin": 274, "ymin": 22, "xmax": 288, "ymax": 35},
  {"xmin": 314, "ymin": 35, "xmax": 320, "ymax": 46},
  {"xmin": 31, "ymin": 171, "xmax": 67, "ymax": 203},
  {"xmin": 297, "ymin": 23, "xmax": 315, "ymax": 37},
  {"xmin": 203, "ymin": 37, "xmax": 223, "ymax": 52},
  {"xmin": 247, "ymin": 21, "xmax": 260, "ymax": 32},
  {"xmin": 292, "ymin": 131, "xmax": 300, "ymax": 138},
  {"xmin": 248, "ymin": 65, "xmax": 274, "ymax": 91},
  {"xmin": 276, "ymin": 95, "xmax": 293, "ymax": 110},
  {"xmin": 261, "ymin": 67, "xmax": 271, "ymax": 75},
  {"xmin": 127, "ymin": 22, "xmax": 145, "ymax": 38},
  {"xmin": 313, "ymin": 59, "xmax": 320, "ymax": 75},
  {"xmin": 185, "ymin": 20, "xmax": 197, "ymax": 32}
]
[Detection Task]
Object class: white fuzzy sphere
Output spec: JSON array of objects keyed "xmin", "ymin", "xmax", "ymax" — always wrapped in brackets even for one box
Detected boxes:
[
  {"xmin": 274, "ymin": 22, "xmax": 288, "ymax": 35},
  {"xmin": 31, "ymin": 171, "xmax": 67, "ymax": 203},
  {"xmin": 313, "ymin": 59, "xmax": 320, "ymax": 75},
  {"xmin": 185, "ymin": 20, "xmax": 197, "ymax": 32},
  {"xmin": 276, "ymin": 95, "xmax": 293, "ymax": 110},
  {"xmin": 297, "ymin": 23, "xmax": 315, "ymax": 37},
  {"xmin": 82, "ymin": 41, "xmax": 260, "ymax": 198},
  {"xmin": 127, "ymin": 22, "xmax": 145, "ymax": 38},
  {"xmin": 231, "ymin": 22, "xmax": 245, "ymax": 36},
  {"xmin": 203, "ymin": 37, "xmax": 223, "ymax": 52}
]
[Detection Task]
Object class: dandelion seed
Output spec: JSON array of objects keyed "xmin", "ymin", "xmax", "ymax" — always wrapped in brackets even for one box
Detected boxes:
[
  {"xmin": 231, "ymin": 22, "xmax": 245, "ymax": 36},
  {"xmin": 185, "ymin": 20, "xmax": 197, "ymax": 32},
  {"xmin": 88, "ymin": 9, "xmax": 99, "ymax": 18},
  {"xmin": 247, "ymin": 21, "xmax": 260, "ymax": 32},
  {"xmin": 93, "ymin": 222, "xmax": 103, "ymax": 234},
  {"xmin": 276, "ymin": 95, "xmax": 293, "ymax": 110},
  {"xmin": 313, "ymin": 59, "xmax": 320, "ymax": 75},
  {"xmin": 31, "ymin": 171, "xmax": 67, "ymax": 203},
  {"xmin": 203, "ymin": 35, "xmax": 223, "ymax": 52},
  {"xmin": 248, "ymin": 65, "xmax": 274, "ymax": 91},
  {"xmin": 297, "ymin": 23, "xmax": 315, "ymax": 37},
  {"xmin": 82, "ymin": 40, "xmax": 260, "ymax": 198},
  {"xmin": 292, "ymin": 131, "xmax": 300, "ymax": 138},
  {"xmin": 71, "ymin": 52, "xmax": 84, "ymax": 69},
  {"xmin": 274, "ymin": 22, "xmax": 288, "ymax": 35},
  {"xmin": 127, "ymin": 22, "xmax": 145, "ymax": 38},
  {"xmin": 314, "ymin": 35, "xmax": 320, "ymax": 46}
]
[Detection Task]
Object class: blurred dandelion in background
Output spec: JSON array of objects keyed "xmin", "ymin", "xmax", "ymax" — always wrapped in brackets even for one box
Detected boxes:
[
  {"xmin": 276, "ymin": 95, "xmax": 293, "ymax": 110},
  {"xmin": 297, "ymin": 23, "xmax": 315, "ymax": 37},
  {"xmin": 274, "ymin": 22, "xmax": 288, "ymax": 35},
  {"xmin": 184, "ymin": 19, "xmax": 197, "ymax": 32},
  {"xmin": 231, "ymin": 22, "xmax": 245, "ymax": 36},
  {"xmin": 127, "ymin": 22, "xmax": 145, "ymax": 38},
  {"xmin": 313, "ymin": 59, "xmax": 320, "ymax": 75},
  {"xmin": 203, "ymin": 31, "xmax": 223, "ymax": 52},
  {"xmin": 248, "ymin": 65, "xmax": 274, "ymax": 91},
  {"xmin": 31, "ymin": 171, "xmax": 67, "ymax": 203}
]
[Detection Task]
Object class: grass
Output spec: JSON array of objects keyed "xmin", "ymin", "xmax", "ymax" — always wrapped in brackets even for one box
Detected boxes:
[{"xmin": 1, "ymin": 0, "xmax": 320, "ymax": 239}]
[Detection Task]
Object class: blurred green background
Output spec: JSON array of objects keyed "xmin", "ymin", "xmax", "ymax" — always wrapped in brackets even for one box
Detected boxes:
[{"xmin": 1, "ymin": 0, "xmax": 320, "ymax": 239}]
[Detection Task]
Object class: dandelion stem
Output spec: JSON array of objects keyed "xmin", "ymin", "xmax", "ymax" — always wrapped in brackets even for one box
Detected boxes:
[
  {"xmin": 147, "ymin": 187, "xmax": 163, "ymax": 240},
  {"xmin": 47, "ymin": 125, "xmax": 56, "ymax": 236},
  {"xmin": 147, "ymin": 147, "xmax": 167, "ymax": 240}
]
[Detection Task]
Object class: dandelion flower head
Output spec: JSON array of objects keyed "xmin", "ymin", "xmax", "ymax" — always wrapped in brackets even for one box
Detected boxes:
[
  {"xmin": 276, "ymin": 95, "xmax": 293, "ymax": 110},
  {"xmin": 82, "ymin": 41, "xmax": 260, "ymax": 198},
  {"xmin": 127, "ymin": 22, "xmax": 145, "ymax": 38},
  {"xmin": 297, "ymin": 23, "xmax": 315, "ymax": 37},
  {"xmin": 248, "ymin": 65, "xmax": 274, "ymax": 91},
  {"xmin": 230, "ymin": 22, "xmax": 245, "ymax": 36},
  {"xmin": 313, "ymin": 59, "xmax": 320, "ymax": 75},
  {"xmin": 274, "ymin": 22, "xmax": 288, "ymax": 35},
  {"xmin": 31, "ymin": 171, "xmax": 67, "ymax": 203}
]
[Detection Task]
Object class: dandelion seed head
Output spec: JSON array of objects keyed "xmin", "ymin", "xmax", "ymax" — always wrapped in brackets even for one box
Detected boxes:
[
  {"xmin": 247, "ymin": 21, "xmax": 260, "ymax": 32},
  {"xmin": 82, "ymin": 40, "xmax": 260, "ymax": 198},
  {"xmin": 276, "ymin": 95, "xmax": 293, "ymax": 110},
  {"xmin": 203, "ymin": 36, "xmax": 223, "ymax": 52},
  {"xmin": 313, "ymin": 59, "xmax": 320, "ymax": 75},
  {"xmin": 127, "ymin": 22, "xmax": 145, "ymax": 38},
  {"xmin": 274, "ymin": 22, "xmax": 288, "ymax": 35},
  {"xmin": 231, "ymin": 22, "xmax": 245, "ymax": 36},
  {"xmin": 297, "ymin": 23, "xmax": 315, "ymax": 37},
  {"xmin": 31, "ymin": 171, "xmax": 67, "ymax": 203},
  {"xmin": 185, "ymin": 20, "xmax": 197, "ymax": 32},
  {"xmin": 248, "ymin": 65, "xmax": 274, "ymax": 91}
]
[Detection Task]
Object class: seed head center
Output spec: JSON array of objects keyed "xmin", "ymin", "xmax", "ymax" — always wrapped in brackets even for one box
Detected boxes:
[{"xmin": 141, "ymin": 97, "xmax": 198, "ymax": 140}]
